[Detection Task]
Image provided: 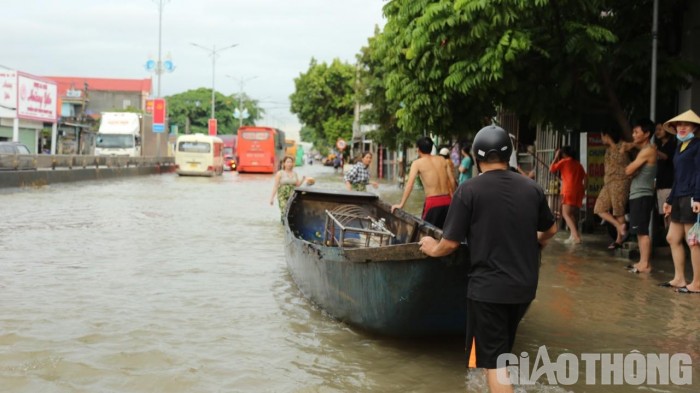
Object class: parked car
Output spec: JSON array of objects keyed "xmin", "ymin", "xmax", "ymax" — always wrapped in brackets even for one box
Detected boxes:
[{"xmin": 0, "ymin": 142, "xmax": 37, "ymax": 171}]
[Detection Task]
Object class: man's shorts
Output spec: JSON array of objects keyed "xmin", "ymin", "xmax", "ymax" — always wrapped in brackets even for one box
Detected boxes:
[
  {"xmin": 671, "ymin": 196, "xmax": 699, "ymax": 224},
  {"xmin": 465, "ymin": 299, "xmax": 531, "ymax": 369},
  {"xmin": 629, "ymin": 195, "xmax": 654, "ymax": 235},
  {"xmin": 422, "ymin": 194, "xmax": 451, "ymax": 229}
]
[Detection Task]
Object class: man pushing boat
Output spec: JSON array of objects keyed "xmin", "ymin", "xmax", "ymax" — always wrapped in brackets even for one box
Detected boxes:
[{"xmin": 418, "ymin": 125, "xmax": 558, "ymax": 393}]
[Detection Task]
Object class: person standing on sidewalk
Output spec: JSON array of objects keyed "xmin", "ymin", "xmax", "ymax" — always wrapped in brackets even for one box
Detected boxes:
[
  {"xmin": 458, "ymin": 144, "xmax": 474, "ymax": 184},
  {"xmin": 660, "ymin": 110, "xmax": 700, "ymax": 293},
  {"xmin": 550, "ymin": 146, "xmax": 586, "ymax": 244},
  {"xmin": 594, "ymin": 129, "xmax": 631, "ymax": 250},
  {"xmin": 654, "ymin": 122, "xmax": 677, "ymax": 229},
  {"xmin": 439, "ymin": 147, "xmax": 458, "ymax": 195},
  {"xmin": 418, "ymin": 125, "xmax": 558, "ymax": 393},
  {"xmin": 620, "ymin": 119, "xmax": 657, "ymax": 273}
]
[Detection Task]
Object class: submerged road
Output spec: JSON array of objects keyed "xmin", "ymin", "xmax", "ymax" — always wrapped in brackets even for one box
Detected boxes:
[{"xmin": 0, "ymin": 165, "xmax": 697, "ymax": 392}]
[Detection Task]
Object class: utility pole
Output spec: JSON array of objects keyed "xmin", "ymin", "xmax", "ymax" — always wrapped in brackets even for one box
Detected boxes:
[
  {"xmin": 650, "ymin": 0, "xmax": 659, "ymax": 121},
  {"xmin": 191, "ymin": 43, "xmax": 238, "ymax": 120},
  {"xmin": 155, "ymin": 0, "xmax": 165, "ymax": 97},
  {"xmin": 147, "ymin": 0, "xmax": 175, "ymax": 95},
  {"xmin": 147, "ymin": 0, "xmax": 175, "ymax": 157},
  {"xmin": 227, "ymin": 75, "xmax": 257, "ymax": 129}
]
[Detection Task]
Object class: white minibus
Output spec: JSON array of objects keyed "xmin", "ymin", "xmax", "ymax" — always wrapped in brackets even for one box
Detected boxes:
[{"xmin": 175, "ymin": 134, "xmax": 224, "ymax": 176}]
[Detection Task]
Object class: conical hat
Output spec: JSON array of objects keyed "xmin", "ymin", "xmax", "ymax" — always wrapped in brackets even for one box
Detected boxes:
[{"xmin": 663, "ymin": 109, "xmax": 700, "ymax": 134}]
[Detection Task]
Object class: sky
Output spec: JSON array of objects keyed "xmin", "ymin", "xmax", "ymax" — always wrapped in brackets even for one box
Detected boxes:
[{"xmin": 1, "ymin": 0, "xmax": 387, "ymax": 139}]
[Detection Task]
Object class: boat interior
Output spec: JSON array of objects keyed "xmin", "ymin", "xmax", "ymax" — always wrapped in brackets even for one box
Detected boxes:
[{"xmin": 287, "ymin": 188, "xmax": 442, "ymax": 248}]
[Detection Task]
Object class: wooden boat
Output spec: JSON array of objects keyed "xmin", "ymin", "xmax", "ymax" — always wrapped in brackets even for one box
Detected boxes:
[{"xmin": 284, "ymin": 187, "xmax": 469, "ymax": 337}]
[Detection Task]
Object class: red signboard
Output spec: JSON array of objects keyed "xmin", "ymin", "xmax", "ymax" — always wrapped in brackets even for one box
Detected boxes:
[
  {"xmin": 153, "ymin": 98, "xmax": 166, "ymax": 124},
  {"xmin": 145, "ymin": 99, "xmax": 154, "ymax": 114},
  {"xmin": 586, "ymin": 133, "xmax": 606, "ymax": 209},
  {"xmin": 208, "ymin": 118, "xmax": 217, "ymax": 135}
]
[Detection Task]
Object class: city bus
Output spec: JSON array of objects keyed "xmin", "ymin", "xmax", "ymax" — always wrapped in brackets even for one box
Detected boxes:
[
  {"xmin": 236, "ymin": 126, "xmax": 286, "ymax": 174},
  {"xmin": 174, "ymin": 133, "xmax": 224, "ymax": 177}
]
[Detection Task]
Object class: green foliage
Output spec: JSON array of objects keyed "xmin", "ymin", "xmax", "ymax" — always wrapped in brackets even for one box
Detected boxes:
[
  {"xmin": 356, "ymin": 26, "xmax": 405, "ymax": 149},
  {"xmin": 376, "ymin": 0, "xmax": 494, "ymax": 143},
  {"xmin": 289, "ymin": 58, "xmax": 356, "ymax": 150},
  {"xmin": 376, "ymin": 0, "xmax": 700, "ymax": 139},
  {"xmin": 165, "ymin": 88, "xmax": 264, "ymax": 135}
]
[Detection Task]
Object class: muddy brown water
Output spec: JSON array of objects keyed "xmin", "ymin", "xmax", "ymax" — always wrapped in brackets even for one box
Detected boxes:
[{"xmin": 0, "ymin": 165, "xmax": 697, "ymax": 392}]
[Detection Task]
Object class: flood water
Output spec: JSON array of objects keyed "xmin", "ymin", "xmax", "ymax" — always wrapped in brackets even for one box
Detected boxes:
[{"xmin": 0, "ymin": 164, "xmax": 698, "ymax": 393}]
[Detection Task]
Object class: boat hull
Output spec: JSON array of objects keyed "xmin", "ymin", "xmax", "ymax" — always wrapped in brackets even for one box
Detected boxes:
[{"xmin": 284, "ymin": 188, "xmax": 469, "ymax": 337}]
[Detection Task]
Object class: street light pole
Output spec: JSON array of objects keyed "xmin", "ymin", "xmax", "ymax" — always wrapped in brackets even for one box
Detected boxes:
[
  {"xmin": 151, "ymin": 0, "xmax": 172, "ymax": 158},
  {"xmin": 191, "ymin": 43, "xmax": 238, "ymax": 120},
  {"xmin": 226, "ymin": 75, "xmax": 257, "ymax": 129},
  {"xmin": 155, "ymin": 0, "xmax": 168, "ymax": 97}
]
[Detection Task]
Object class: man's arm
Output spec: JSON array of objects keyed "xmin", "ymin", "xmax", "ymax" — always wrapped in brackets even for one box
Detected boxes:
[
  {"xmin": 656, "ymin": 143, "xmax": 669, "ymax": 160},
  {"xmin": 619, "ymin": 141, "xmax": 635, "ymax": 153},
  {"xmin": 419, "ymin": 236, "xmax": 460, "ymax": 257},
  {"xmin": 538, "ymin": 222, "xmax": 558, "ymax": 249},
  {"xmin": 391, "ymin": 161, "xmax": 419, "ymax": 213},
  {"xmin": 446, "ymin": 161, "xmax": 457, "ymax": 195},
  {"xmin": 624, "ymin": 147, "xmax": 653, "ymax": 176}
]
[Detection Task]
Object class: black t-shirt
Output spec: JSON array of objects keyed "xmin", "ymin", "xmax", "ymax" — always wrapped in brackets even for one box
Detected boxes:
[
  {"xmin": 655, "ymin": 137, "xmax": 676, "ymax": 189},
  {"xmin": 442, "ymin": 169, "xmax": 555, "ymax": 304}
]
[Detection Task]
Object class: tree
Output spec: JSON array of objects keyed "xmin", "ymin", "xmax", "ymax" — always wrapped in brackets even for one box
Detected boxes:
[
  {"xmin": 379, "ymin": 0, "xmax": 700, "ymax": 139},
  {"xmin": 289, "ymin": 58, "xmax": 355, "ymax": 148},
  {"xmin": 166, "ymin": 88, "xmax": 264, "ymax": 134},
  {"xmin": 356, "ymin": 27, "xmax": 404, "ymax": 150},
  {"xmin": 375, "ymin": 0, "xmax": 498, "ymax": 143}
]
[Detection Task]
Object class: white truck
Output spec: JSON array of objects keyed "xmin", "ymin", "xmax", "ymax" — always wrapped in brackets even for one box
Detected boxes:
[{"xmin": 95, "ymin": 112, "xmax": 142, "ymax": 157}]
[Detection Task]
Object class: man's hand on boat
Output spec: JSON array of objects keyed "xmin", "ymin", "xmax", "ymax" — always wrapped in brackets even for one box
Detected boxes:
[
  {"xmin": 390, "ymin": 204, "xmax": 402, "ymax": 214},
  {"xmin": 418, "ymin": 236, "xmax": 459, "ymax": 257}
]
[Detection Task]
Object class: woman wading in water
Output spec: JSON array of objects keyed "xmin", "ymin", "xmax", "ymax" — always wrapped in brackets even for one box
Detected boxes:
[{"xmin": 270, "ymin": 156, "xmax": 310, "ymax": 221}]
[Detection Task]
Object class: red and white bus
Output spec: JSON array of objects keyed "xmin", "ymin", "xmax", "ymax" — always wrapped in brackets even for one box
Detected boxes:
[{"xmin": 236, "ymin": 126, "xmax": 286, "ymax": 174}]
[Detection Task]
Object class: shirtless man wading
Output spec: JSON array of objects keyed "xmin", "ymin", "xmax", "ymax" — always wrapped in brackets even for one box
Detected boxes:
[{"xmin": 391, "ymin": 136, "xmax": 456, "ymax": 228}]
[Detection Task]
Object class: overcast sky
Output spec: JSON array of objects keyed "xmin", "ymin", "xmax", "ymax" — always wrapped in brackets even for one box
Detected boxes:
[{"xmin": 2, "ymin": 0, "xmax": 386, "ymax": 138}]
